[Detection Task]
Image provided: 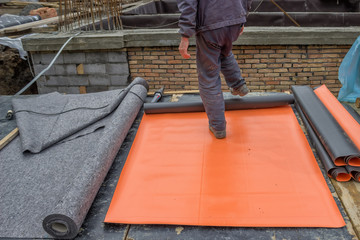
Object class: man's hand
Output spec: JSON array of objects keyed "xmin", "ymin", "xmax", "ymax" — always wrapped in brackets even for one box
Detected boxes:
[
  {"xmin": 179, "ymin": 37, "xmax": 191, "ymax": 59},
  {"xmin": 239, "ymin": 24, "xmax": 245, "ymax": 36}
]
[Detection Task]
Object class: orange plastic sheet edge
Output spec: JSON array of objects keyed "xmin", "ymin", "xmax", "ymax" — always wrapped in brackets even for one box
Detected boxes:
[
  {"xmin": 105, "ymin": 106, "xmax": 345, "ymax": 227},
  {"xmin": 314, "ymin": 85, "xmax": 360, "ymax": 167}
]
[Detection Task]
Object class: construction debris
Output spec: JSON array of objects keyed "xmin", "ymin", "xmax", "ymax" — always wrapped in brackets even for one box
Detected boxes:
[
  {"xmin": 29, "ymin": 7, "xmax": 57, "ymax": 19},
  {"xmin": 59, "ymin": 0, "xmax": 124, "ymax": 31}
]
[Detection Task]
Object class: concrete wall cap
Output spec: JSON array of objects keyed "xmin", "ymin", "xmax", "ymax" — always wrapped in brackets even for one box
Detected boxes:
[{"xmin": 22, "ymin": 27, "xmax": 360, "ymax": 52}]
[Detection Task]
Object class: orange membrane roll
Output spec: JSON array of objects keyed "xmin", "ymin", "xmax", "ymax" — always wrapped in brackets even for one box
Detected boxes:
[
  {"xmin": 336, "ymin": 173, "xmax": 353, "ymax": 182},
  {"xmin": 315, "ymin": 85, "xmax": 360, "ymax": 166},
  {"xmin": 105, "ymin": 106, "xmax": 345, "ymax": 227}
]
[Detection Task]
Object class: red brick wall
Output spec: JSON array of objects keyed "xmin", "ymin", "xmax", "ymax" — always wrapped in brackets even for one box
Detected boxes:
[{"xmin": 128, "ymin": 45, "xmax": 350, "ymax": 95}]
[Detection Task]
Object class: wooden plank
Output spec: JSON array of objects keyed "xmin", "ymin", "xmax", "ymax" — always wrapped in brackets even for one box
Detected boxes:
[
  {"xmin": 6, "ymin": 1, "xmax": 59, "ymax": 8},
  {"xmin": 31, "ymin": 25, "xmax": 58, "ymax": 33},
  {"xmin": 0, "ymin": 128, "xmax": 19, "ymax": 151},
  {"xmin": 331, "ymin": 179, "xmax": 360, "ymax": 239},
  {"xmin": 122, "ymin": 1, "xmax": 141, "ymax": 8},
  {"xmin": 0, "ymin": 8, "xmax": 21, "ymax": 15},
  {"xmin": 0, "ymin": 16, "xmax": 59, "ymax": 34}
]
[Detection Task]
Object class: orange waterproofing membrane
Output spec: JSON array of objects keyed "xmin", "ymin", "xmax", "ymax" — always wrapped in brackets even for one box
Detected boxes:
[
  {"xmin": 105, "ymin": 106, "xmax": 345, "ymax": 227},
  {"xmin": 314, "ymin": 85, "xmax": 360, "ymax": 167}
]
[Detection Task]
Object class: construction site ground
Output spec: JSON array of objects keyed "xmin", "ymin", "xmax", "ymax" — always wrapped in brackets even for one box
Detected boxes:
[
  {"xmin": 0, "ymin": 45, "xmax": 36, "ymax": 95},
  {"xmin": 1, "ymin": 93, "xmax": 360, "ymax": 240}
]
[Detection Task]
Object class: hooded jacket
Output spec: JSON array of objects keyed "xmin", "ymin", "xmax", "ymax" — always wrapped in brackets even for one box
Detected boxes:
[{"xmin": 177, "ymin": 0, "xmax": 253, "ymax": 38}]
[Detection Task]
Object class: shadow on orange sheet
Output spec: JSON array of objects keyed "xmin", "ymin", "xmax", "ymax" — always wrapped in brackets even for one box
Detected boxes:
[{"xmin": 105, "ymin": 106, "xmax": 345, "ymax": 227}]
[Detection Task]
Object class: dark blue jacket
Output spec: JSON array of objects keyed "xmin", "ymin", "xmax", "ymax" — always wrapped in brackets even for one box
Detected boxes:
[{"xmin": 177, "ymin": 0, "xmax": 253, "ymax": 38}]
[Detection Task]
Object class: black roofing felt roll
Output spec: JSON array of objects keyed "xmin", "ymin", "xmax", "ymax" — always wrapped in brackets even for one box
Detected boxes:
[
  {"xmin": 0, "ymin": 78, "xmax": 148, "ymax": 239},
  {"xmin": 295, "ymin": 103, "xmax": 351, "ymax": 182},
  {"xmin": 292, "ymin": 85, "xmax": 360, "ymax": 166},
  {"xmin": 144, "ymin": 94, "xmax": 294, "ymax": 114}
]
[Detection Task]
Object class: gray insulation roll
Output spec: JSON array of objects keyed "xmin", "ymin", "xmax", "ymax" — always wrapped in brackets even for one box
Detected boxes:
[
  {"xmin": 12, "ymin": 79, "xmax": 145, "ymax": 153},
  {"xmin": 0, "ymin": 78, "xmax": 148, "ymax": 239},
  {"xmin": 42, "ymin": 84, "xmax": 148, "ymax": 239},
  {"xmin": 144, "ymin": 94, "xmax": 294, "ymax": 114}
]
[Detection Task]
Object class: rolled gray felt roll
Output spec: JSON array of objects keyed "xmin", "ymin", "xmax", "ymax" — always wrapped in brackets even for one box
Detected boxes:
[
  {"xmin": 41, "ymin": 81, "xmax": 148, "ymax": 239},
  {"xmin": 292, "ymin": 85, "xmax": 360, "ymax": 166},
  {"xmin": 295, "ymin": 102, "xmax": 351, "ymax": 182},
  {"xmin": 43, "ymin": 215, "xmax": 78, "ymax": 239},
  {"xmin": 12, "ymin": 77, "xmax": 147, "ymax": 153},
  {"xmin": 144, "ymin": 94, "xmax": 294, "ymax": 114},
  {"xmin": 0, "ymin": 78, "xmax": 148, "ymax": 239}
]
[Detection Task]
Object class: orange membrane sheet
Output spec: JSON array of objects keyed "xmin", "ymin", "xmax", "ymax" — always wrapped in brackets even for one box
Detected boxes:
[{"xmin": 105, "ymin": 106, "xmax": 345, "ymax": 227}]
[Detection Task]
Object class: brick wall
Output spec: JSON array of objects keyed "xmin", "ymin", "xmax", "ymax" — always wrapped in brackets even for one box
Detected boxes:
[
  {"xmin": 32, "ymin": 50, "xmax": 129, "ymax": 94},
  {"xmin": 32, "ymin": 45, "xmax": 351, "ymax": 95},
  {"xmin": 128, "ymin": 45, "xmax": 351, "ymax": 95}
]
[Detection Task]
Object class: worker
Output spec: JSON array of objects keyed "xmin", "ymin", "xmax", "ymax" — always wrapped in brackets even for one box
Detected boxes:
[{"xmin": 177, "ymin": 0, "xmax": 253, "ymax": 139}]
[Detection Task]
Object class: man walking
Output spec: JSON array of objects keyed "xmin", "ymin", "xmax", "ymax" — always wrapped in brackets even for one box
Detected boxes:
[{"xmin": 177, "ymin": 0, "xmax": 253, "ymax": 139}]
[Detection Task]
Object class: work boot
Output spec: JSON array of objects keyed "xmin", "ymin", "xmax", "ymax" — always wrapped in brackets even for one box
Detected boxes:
[
  {"xmin": 230, "ymin": 84, "xmax": 249, "ymax": 97},
  {"xmin": 209, "ymin": 126, "xmax": 226, "ymax": 139}
]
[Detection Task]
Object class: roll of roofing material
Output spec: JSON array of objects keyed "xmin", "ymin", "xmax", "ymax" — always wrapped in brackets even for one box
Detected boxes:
[
  {"xmin": 295, "ymin": 103, "xmax": 351, "ymax": 182},
  {"xmin": 345, "ymin": 166, "xmax": 360, "ymax": 182},
  {"xmin": 314, "ymin": 85, "xmax": 360, "ymax": 167},
  {"xmin": 0, "ymin": 78, "xmax": 148, "ymax": 239},
  {"xmin": 144, "ymin": 94, "xmax": 294, "ymax": 114},
  {"xmin": 42, "ymin": 84, "xmax": 148, "ymax": 239},
  {"xmin": 292, "ymin": 85, "xmax": 360, "ymax": 166},
  {"xmin": 342, "ymin": 103, "xmax": 360, "ymax": 124},
  {"xmin": 12, "ymin": 79, "xmax": 146, "ymax": 153}
]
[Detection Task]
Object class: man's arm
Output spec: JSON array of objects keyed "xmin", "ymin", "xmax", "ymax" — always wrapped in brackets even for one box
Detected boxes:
[
  {"xmin": 179, "ymin": 37, "xmax": 191, "ymax": 59},
  {"xmin": 177, "ymin": 0, "xmax": 198, "ymax": 38},
  {"xmin": 177, "ymin": 0, "xmax": 197, "ymax": 59}
]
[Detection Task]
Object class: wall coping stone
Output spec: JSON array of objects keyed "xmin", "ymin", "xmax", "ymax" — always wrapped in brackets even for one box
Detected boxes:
[{"xmin": 22, "ymin": 27, "xmax": 360, "ymax": 52}]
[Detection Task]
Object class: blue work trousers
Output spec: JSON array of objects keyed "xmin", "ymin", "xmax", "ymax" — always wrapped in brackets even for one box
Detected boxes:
[{"xmin": 196, "ymin": 24, "xmax": 245, "ymax": 131}]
